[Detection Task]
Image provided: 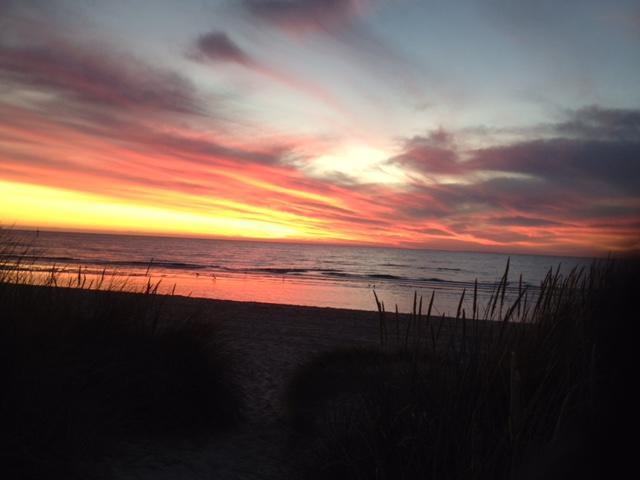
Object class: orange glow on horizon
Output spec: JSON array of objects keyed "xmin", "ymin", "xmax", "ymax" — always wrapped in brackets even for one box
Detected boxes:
[
  {"xmin": 0, "ymin": 100, "xmax": 638, "ymax": 257},
  {"xmin": 1, "ymin": 175, "xmax": 636, "ymax": 257},
  {"xmin": 0, "ymin": 180, "xmax": 345, "ymax": 240}
]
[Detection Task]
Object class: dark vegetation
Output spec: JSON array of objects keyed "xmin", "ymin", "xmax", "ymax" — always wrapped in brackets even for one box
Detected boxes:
[
  {"xmin": 287, "ymin": 259, "xmax": 635, "ymax": 479},
  {"xmin": 0, "ymin": 231, "xmax": 243, "ymax": 479},
  {"xmin": 1, "ymin": 228, "xmax": 634, "ymax": 479}
]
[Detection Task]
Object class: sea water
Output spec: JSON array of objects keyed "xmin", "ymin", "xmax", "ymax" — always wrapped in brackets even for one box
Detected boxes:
[{"xmin": 4, "ymin": 229, "xmax": 593, "ymax": 315}]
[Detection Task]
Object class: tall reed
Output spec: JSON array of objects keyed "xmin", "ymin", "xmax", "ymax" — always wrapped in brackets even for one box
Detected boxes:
[{"xmin": 289, "ymin": 257, "xmax": 635, "ymax": 479}]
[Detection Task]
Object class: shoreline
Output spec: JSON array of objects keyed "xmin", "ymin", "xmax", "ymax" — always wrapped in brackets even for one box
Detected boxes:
[{"xmin": 3, "ymin": 227, "xmax": 596, "ymax": 314}]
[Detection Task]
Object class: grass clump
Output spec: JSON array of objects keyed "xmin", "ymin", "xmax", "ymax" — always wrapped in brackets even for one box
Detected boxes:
[
  {"xmin": 0, "ymin": 230, "xmax": 243, "ymax": 479},
  {"xmin": 287, "ymin": 258, "xmax": 636, "ymax": 479}
]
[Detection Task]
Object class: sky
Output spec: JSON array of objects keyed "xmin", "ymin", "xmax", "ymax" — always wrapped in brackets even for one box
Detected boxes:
[{"xmin": 0, "ymin": 0, "xmax": 639, "ymax": 256}]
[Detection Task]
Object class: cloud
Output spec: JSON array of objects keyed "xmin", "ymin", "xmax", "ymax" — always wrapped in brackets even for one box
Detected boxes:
[
  {"xmin": 555, "ymin": 105, "xmax": 640, "ymax": 141},
  {"xmin": 188, "ymin": 30, "xmax": 352, "ymax": 117},
  {"xmin": 0, "ymin": 40, "xmax": 202, "ymax": 115},
  {"xmin": 192, "ymin": 31, "xmax": 254, "ymax": 65},
  {"xmin": 491, "ymin": 216, "xmax": 569, "ymax": 227},
  {"xmin": 381, "ymin": 107, "xmax": 640, "ymax": 252},
  {"xmin": 1, "ymin": 99, "xmax": 420, "ymax": 244},
  {"xmin": 0, "ymin": 103, "xmax": 331, "ymax": 227},
  {"xmin": 392, "ymin": 107, "xmax": 640, "ymax": 196},
  {"xmin": 1, "ymin": 32, "xmax": 638, "ymax": 257},
  {"xmin": 239, "ymin": 0, "xmax": 430, "ymax": 107},
  {"xmin": 420, "ymin": 227, "xmax": 454, "ymax": 237},
  {"xmin": 469, "ymin": 138, "xmax": 640, "ymax": 194},
  {"xmin": 466, "ymin": 105, "xmax": 640, "ymax": 195},
  {"xmin": 4, "ymin": 101, "xmax": 289, "ymax": 168},
  {"xmin": 389, "ymin": 129, "xmax": 461, "ymax": 176},
  {"xmin": 241, "ymin": 0, "xmax": 364, "ymax": 34}
]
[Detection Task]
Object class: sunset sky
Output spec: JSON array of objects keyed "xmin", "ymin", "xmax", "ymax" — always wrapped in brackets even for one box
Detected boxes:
[{"xmin": 1, "ymin": 0, "xmax": 639, "ymax": 256}]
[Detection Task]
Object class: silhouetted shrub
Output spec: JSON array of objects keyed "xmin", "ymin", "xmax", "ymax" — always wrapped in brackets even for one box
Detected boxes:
[
  {"xmin": 287, "ymin": 259, "xmax": 637, "ymax": 480},
  {"xmin": 0, "ymin": 245, "xmax": 243, "ymax": 480}
]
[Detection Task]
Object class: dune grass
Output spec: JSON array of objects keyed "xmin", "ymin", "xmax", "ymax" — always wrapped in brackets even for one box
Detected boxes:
[
  {"xmin": 0, "ymin": 230, "xmax": 243, "ymax": 479},
  {"xmin": 287, "ymin": 258, "xmax": 635, "ymax": 479}
]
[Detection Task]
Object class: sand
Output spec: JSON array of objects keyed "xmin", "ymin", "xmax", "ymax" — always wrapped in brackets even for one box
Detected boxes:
[
  {"xmin": 99, "ymin": 294, "xmax": 377, "ymax": 478},
  {"xmin": 152, "ymin": 295, "xmax": 390, "ymax": 418},
  {"xmin": 157, "ymin": 294, "xmax": 480, "ymax": 417},
  {"xmin": 105, "ymin": 291, "xmax": 484, "ymax": 479}
]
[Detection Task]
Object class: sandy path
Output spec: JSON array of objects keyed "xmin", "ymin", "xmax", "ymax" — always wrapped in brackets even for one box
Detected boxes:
[{"xmin": 112, "ymin": 296, "xmax": 385, "ymax": 479}]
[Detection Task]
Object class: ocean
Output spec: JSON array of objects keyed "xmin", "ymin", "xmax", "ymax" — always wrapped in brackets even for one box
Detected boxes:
[{"xmin": 4, "ymin": 229, "xmax": 593, "ymax": 316}]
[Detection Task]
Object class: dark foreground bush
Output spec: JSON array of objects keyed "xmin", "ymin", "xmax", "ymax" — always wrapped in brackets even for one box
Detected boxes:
[
  {"xmin": 287, "ymin": 347, "xmax": 511, "ymax": 480},
  {"xmin": 287, "ymin": 259, "xmax": 637, "ymax": 480},
  {"xmin": 0, "ymin": 283, "xmax": 243, "ymax": 479},
  {"xmin": 287, "ymin": 347, "xmax": 455, "ymax": 435}
]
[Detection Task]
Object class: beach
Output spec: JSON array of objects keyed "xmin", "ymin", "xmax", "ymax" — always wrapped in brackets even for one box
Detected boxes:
[
  {"xmin": 3, "ymin": 283, "xmax": 470, "ymax": 478},
  {"xmin": 1, "ymin": 255, "xmax": 634, "ymax": 479},
  {"xmin": 16, "ymin": 284, "xmax": 463, "ymax": 417},
  {"xmin": 129, "ymin": 292, "xmax": 387, "ymax": 479}
]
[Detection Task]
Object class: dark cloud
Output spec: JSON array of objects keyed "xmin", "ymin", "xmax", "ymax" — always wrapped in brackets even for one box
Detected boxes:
[
  {"xmin": 391, "ymin": 107, "xmax": 640, "ymax": 216},
  {"xmin": 193, "ymin": 31, "xmax": 254, "ymax": 65},
  {"xmin": 555, "ymin": 105, "xmax": 640, "ymax": 141},
  {"xmin": 458, "ymin": 107, "xmax": 640, "ymax": 195},
  {"xmin": 470, "ymin": 138, "xmax": 640, "ymax": 195},
  {"xmin": 389, "ymin": 129, "xmax": 461, "ymax": 176},
  {"xmin": 423, "ymin": 128, "xmax": 455, "ymax": 147},
  {"xmin": 567, "ymin": 203, "xmax": 640, "ymax": 222},
  {"xmin": 0, "ymin": 40, "xmax": 202, "ymax": 115},
  {"xmin": 383, "ymin": 107, "xmax": 640, "ymax": 247},
  {"xmin": 431, "ymin": 177, "xmax": 588, "ymax": 221}
]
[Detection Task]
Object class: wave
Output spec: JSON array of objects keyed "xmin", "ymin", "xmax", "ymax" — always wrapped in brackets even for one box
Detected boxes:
[
  {"xmin": 321, "ymin": 271, "xmax": 353, "ymax": 278},
  {"xmin": 0, "ymin": 254, "xmax": 207, "ymax": 271},
  {"xmin": 3, "ymin": 255, "xmax": 541, "ymax": 293},
  {"xmin": 252, "ymin": 267, "xmax": 341, "ymax": 275},
  {"xmin": 367, "ymin": 274, "xmax": 402, "ymax": 280},
  {"xmin": 112, "ymin": 260, "xmax": 207, "ymax": 270}
]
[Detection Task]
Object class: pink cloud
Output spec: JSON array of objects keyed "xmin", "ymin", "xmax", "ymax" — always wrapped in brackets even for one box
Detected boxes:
[{"xmin": 0, "ymin": 41, "xmax": 201, "ymax": 115}]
